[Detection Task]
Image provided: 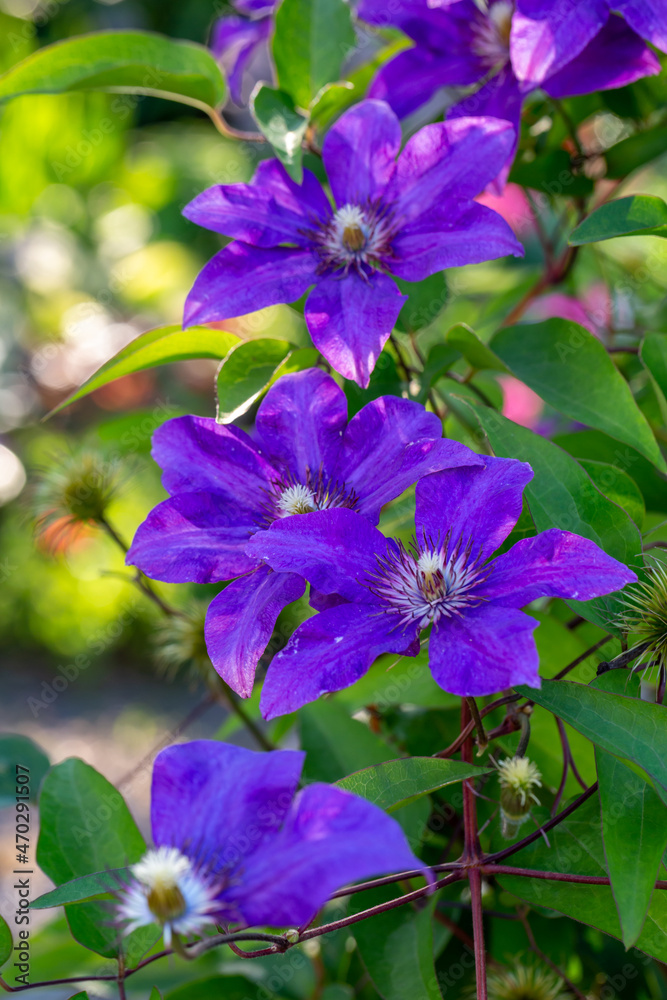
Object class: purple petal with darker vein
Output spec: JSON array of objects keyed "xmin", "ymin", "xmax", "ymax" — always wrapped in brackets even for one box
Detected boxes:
[
  {"xmin": 183, "ymin": 161, "xmax": 330, "ymax": 247},
  {"xmin": 260, "ymin": 602, "xmax": 417, "ymax": 719},
  {"xmin": 511, "ymin": 0, "xmax": 609, "ymax": 86},
  {"xmin": 543, "ymin": 16, "xmax": 660, "ymax": 98},
  {"xmin": 336, "ymin": 396, "xmax": 482, "ymax": 523},
  {"xmin": 391, "ymin": 199, "xmax": 523, "ymax": 282},
  {"xmin": 151, "ymin": 740, "xmax": 303, "ymax": 871},
  {"xmin": 232, "ymin": 0, "xmax": 275, "ymax": 15},
  {"xmin": 254, "ymin": 368, "xmax": 347, "ymax": 481},
  {"xmin": 323, "ymin": 100, "xmax": 401, "ymax": 207},
  {"xmin": 126, "ymin": 492, "xmax": 257, "ymax": 583},
  {"xmin": 447, "ymin": 67, "xmax": 524, "ymax": 194},
  {"xmin": 368, "ymin": 45, "xmax": 484, "ymax": 119},
  {"xmin": 183, "ymin": 243, "xmax": 318, "ymax": 328},
  {"xmin": 615, "ymin": 0, "xmax": 667, "ymax": 52},
  {"xmin": 385, "ymin": 117, "xmax": 517, "ymax": 224},
  {"xmin": 428, "ymin": 604, "xmax": 540, "ymax": 696},
  {"xmin": 415, "ymin": 457, "xmax": 533, "ymax": 561},
  {"xmin": 246, "ymin": 507, "xmax": 387, "ymax": 604},
  {"xmin": 152, "ymin": 415, "xmax": 274, "ymax": 508},
  {"xmin": 479, "ymin": 529, "xmax": 637, "ymax": 608},
  {"xmin": 229, "ymin": 782, "xmax": 425, "ymax": 927},
  {"xmin": 305, "ymin": 271, "xmax": 406, "ymax": 388},
  {"xmin": 210, "ymin": 15, "xmax": 271, "ymax": 105},
  {"xmin": 205, "ymin": 567, "xmax": 305, "ymax": 698},
  {"xmin": 358, "ymin": 0, "xmax": 480, "ymax": 52}
]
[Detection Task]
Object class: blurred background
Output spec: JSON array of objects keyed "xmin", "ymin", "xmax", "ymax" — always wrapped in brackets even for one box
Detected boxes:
[{"xmin": 1, "ymin": 0, "xmax": 667, "ymax": 989}]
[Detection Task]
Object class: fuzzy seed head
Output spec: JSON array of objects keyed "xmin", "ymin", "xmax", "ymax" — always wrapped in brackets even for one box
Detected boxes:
[{"xmin": 620, "ymin": 559, "xmax": 667, "ymax": 675}]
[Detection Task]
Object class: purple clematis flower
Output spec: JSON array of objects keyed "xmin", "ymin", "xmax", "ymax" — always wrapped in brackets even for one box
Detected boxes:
[
  {"xmin": 247, "ymin": 457, "xmax": 637, "ymax": 718},
  {"xmin": 126, "ymin": 367, "xmax": 482, "ymax": 698},
  {"xmin": 182, "ymin": 99, "xmax": 524, "ymax": 386},
  {"xmin": 117, "ymin": 740, "xmax": 425, "ymax": 944},
  {"xmin": 211, "ymin": 0, "xmax": 275, "ymax": 105},
  {"xmin": 358, "ymin": 1, "xmax": 661, "ymax": 186}
]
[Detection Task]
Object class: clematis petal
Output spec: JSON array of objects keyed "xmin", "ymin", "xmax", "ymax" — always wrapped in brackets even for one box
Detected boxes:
[
  {"xmin": 447, "ymin": 67, "xmax": 524, "ymax": 194},
  {"xmin": 368, "ymin": 45, "xmax": 484, "ymax": 119},
  {"xmin": 126, "ymin": 492, "xmax": 257, "ymax": 583},
  {"xmin": 254, "ymin": 368, "xmax": 347, "ymax": 481},
  {"xmin": 478, "ymin": 529, "xmax": 638, "ymax": 608},
  {"xmin": 391, "ymin": 199, "xmax": 523, "ymax": 282},
  {"xmin": 205, "ymin": 567, "xmax": 306, "ymax": 698},
  {"xmin": 183, "ymin": 161, "xmax": 330, "ymax": 248},
  {"xmin": 510, "ymin": 0, "xmax": 609, "ymax": 86},
  {"xmin": 230, "ymin": 782, "xmax": 426, "ymax": 927},
  {"xmin": 322, "ymin": 100, "xmax": 401, "ymax": 207},
  {"xmin": 543, "ymin": 16, "xmax": 660, "ymax": 98},
  {"xmin": 184, "ymin": 243, "xmax": 318, "ymax": 328},
  {"xmin": 385, "ymin": 117, "xmax": 517, "ymax": 223},
  {"xmin": 260, "ymin": 602, "xmax": 417, "ymax": 719},
  {"xmin": 415, "ymin": 457, "xmax": 533, "ymax": 561},
  {"xmin": 151, "ymin": 740, "xmax": 304, "ymax": 870},
  {"xmin": 151, "ymin": 415, "xmax": 274, "ymax": 507},
  {"xmin": 336, "ymin": 396, "xmax": 483, "ymax": 523},
  {"xmin": 428, "ymin": 604, "xmax": 540, "ymax": 696},
  {"xmin": 358, "ymin": 0, "xmax": 481, "ymax": 53},
  {"xmin": 614, "ymin": 0, "xmax": 667, "ymax": 52},
  {"xmin": 246, "ymin": 507, "xmax": 387, "ymax": 604},
  {"xmin": 304, "ymin": 271, "xmax": 406, "ymax": 388},
  {"xmin": 210, "ymin": 15, "xmax": 271, "ymax": 105}
]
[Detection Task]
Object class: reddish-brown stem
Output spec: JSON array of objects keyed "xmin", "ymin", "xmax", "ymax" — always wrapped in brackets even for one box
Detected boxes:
[
  {"xmin": 461, "ymin": 700, "xmax": 487, "ymax": 1000},
  {"xmin": 552, "ymin": 635, "xmax": 614, "ymax": 681},
  {"xmin": 518, "ymin": 909, "xmax": 588, "ymax": 1000},
  {"xmin": 484, "ymin": 864, "xmax": 667, "ymax": 890}
]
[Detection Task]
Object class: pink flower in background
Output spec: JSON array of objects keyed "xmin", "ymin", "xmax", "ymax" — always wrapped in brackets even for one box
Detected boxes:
[{"xmin": 500, "ymin": 376, "xmax": 543, "ymax": 429}]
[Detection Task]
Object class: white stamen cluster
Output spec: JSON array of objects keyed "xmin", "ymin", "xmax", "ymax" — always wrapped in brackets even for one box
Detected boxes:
[
  {"xmin": 471, "ymin": 1, "xmax": 513, "ymax": 67},
  {"xmin": 497, "ymin": 756, "xmax": 542, "ymax": 807},
  {"xmin": 117, "ymin": 846, "xmax": 219, "ymax": 947},
  {"xmin": 263, "ymin": 471, "xmax": 360, "ymax": 525},
  {"xmin": 369, "ymin": 535, "xmax": 488, "ymax": 628},
  {"xmin": 314, "ymin": 202, "xmax": 394, "ymax": 273},
  {"xmin": 276, "ymin": 483, "xmax": 317, "ymax": 516}
]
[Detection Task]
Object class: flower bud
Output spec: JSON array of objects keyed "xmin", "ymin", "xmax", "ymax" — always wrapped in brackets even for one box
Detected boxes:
[
  {"xmin": 154, "ymin": 600, "xmax": 219, "ymax": 691},
  {"xmin": 620, "ymin": 559, "xmax": 667, "ymax": 684},
  {"xmin": 497, "ymin": 756, "xmax": 542, "ymax": 840},
  {"xmin": 483, "ymin": 961, "xmax": 570, "ymax": 1000},
  {"xmin": 29, "ymin": 450, "xmax": 123, "ymax": 552}
]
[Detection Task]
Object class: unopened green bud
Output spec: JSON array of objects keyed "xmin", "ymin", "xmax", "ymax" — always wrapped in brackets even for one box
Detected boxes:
[{"xmin": 497, "ymin": 756, "xmax": 542, "ymax": 839}]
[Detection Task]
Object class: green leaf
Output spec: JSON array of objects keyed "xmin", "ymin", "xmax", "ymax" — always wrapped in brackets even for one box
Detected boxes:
[
  {"xmin": 250, "ymin": 84, "xmax": 308, "ymax": 183},
  {"xmin": 299, "ymin": 700, "xmax": 393, "ymax": 785},
  {"xmin": 336, "ymin": 757, "xmax": 492, "ymax": 813},
  {"xmin": 352, "ymin": 888, "xmax": 442, "ymax": 1000},
  {"xmin": 47, "ymin": 325, "xmax": 239, "ymax": 416},
  {"xmin": 497, "ymin": 794, "xmax": 667, "ymax": 963},
  {"xmin": 0, "ymin": 31, "xmax": 225, "ymax": 110},
  {"xmin": 605, "ymin": 126, "xmax": 667, "ymax": 179},
  {"xmin": 215, "ymin": 340, "xmax": 314, "ymax": 423},
  {"xmin": 165, "ymin": 977, "xmax": 262, "ymax": 1000},
  {"xmin": 68, "ymin": 994, "xmax": 90, "ymax": 999},
  {"xmin": 273, "ymin": 0, "xmax": 355, "ymax": 110},
  {"xmin": 32, "ymin": 868, "xmax": 130, "ymax": 909},
  {"xmin": 569, "ymin": 195, "xmax": 667, "ymax": 245},
  {"xmin": 149, "ymin": 990, "xmax": 163, "ymax": 1000},
  {"xmin": 516, "ymin": 679, "xmax": 667, "ymax": 804},
  {"xmin": 491, "ymin": 319, "xmax": 666, "ymax": 472},
  {"xmin": 308, "ymin": 79, "xmax": 354, "ymax": 128},
  {"xmin": 0, "ymin": 916, "xmax": 11, "ymax": 968},
  {"xmin": 640, "ymin": 334, "xmax": 667, "ymax": 407},
  {"xmin": 453, "ymin": 399, "xmax": 642, "ymax": 626},
  {"xmin": 446, "ymin": 323, "xmax": 509, "ymax": 372},
  {"xmin": 597, "ymin": 749, "xmax": 667, "ymax": 947},
  {"xmin": 394, "ymin": 273, "xmax": 448, "ymax": 334},
  {"xmin": 509, "ymin": 148, "xmax": 593, "ymax": 197},
  {"xmin": 577, "ymin": 459, "xmax": 645, "ymax": 529},
  {"xmin": 36, "ymin": 758, "xmax": 157, "ymax": 961},
  {"xmin": 0, "ymin": 734, "xmax": 50, "ymax": 806}
]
